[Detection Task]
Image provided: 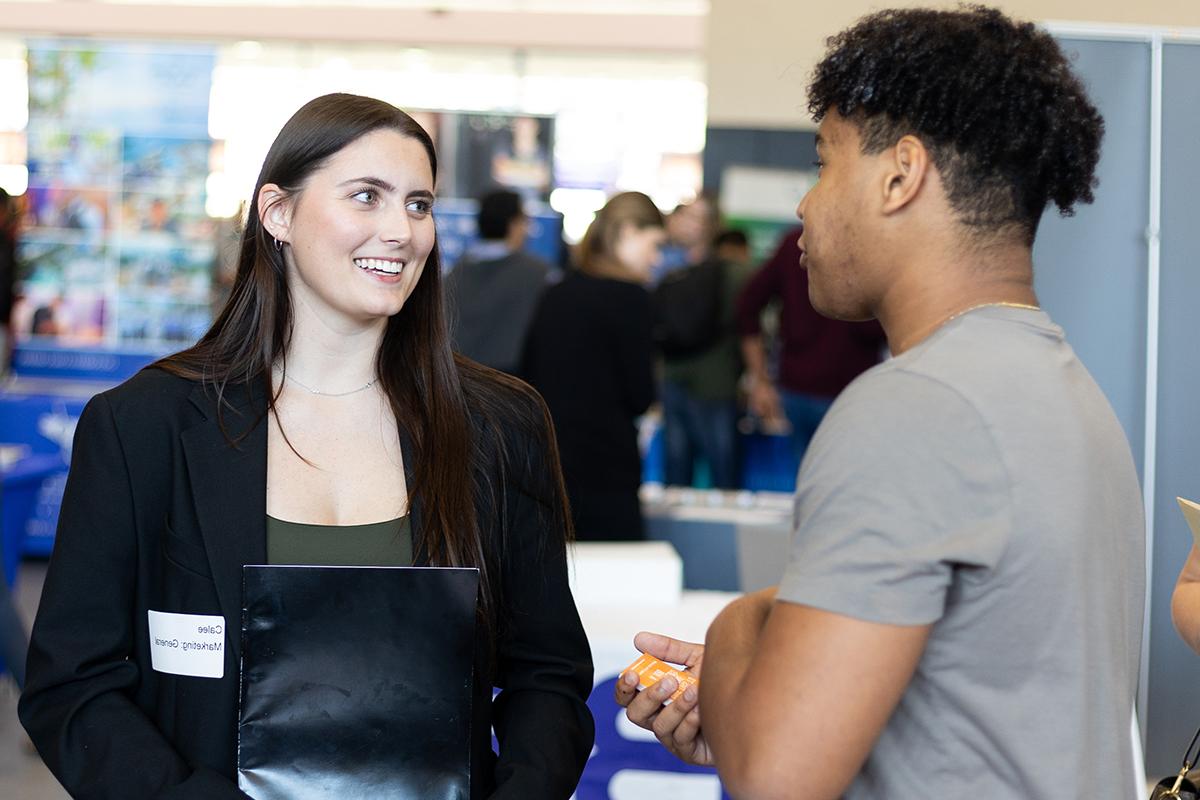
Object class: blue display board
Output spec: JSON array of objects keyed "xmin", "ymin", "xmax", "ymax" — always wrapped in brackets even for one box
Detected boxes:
[
  {"xmin": 11, "ymin": 341, "xmax": 160, "ymax": 382},
  {"xmin": 0, "ymin": 377, "xmax": 109, "ymax": 565}
]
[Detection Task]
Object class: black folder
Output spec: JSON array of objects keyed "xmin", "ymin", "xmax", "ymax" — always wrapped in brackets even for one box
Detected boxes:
[{"xmin": 237, "ymin": 565, "xmax": 479, "ymax": 799}]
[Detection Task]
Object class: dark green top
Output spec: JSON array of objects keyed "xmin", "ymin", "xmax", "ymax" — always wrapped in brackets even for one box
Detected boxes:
[{"xmin": 266, "ymin": 514, "xmax": 413, "ymax": 567}]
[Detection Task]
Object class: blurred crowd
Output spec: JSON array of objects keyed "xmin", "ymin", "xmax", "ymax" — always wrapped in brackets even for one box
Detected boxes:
[
  {"xmin": 445, "ymin": 188, "xmax": 886, "ymax": 541},
  {"xmin": 0, "ymin": 180, "xmax": 886, "ymax": 544}
]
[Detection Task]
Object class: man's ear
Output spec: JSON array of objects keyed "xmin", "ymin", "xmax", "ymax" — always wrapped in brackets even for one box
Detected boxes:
[
  {"xmin": 880, "ymin": 136, "xmax": 930, "ymax": 215},
  {"xmin": 257, "ymin": 183, "xmax": 292, "ymax": 243}
]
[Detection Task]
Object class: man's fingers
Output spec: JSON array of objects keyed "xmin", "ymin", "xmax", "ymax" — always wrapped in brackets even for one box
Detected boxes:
[
  {"xmin": 752, "ymin": 392, "xmax": 779, "ymax": 421},
  {"xmin": 669, "ymin": 695, "xmax": 702, "ymax": 750},
  {"xmin": 632, "ymin": 631, "xmax": 703, "ymax": 668},
  {"xmin": 650, "ymin": 683, "xmax": 698, "ymax": 747},
  {"xmin": 623, "ymin": 675, "xmax": 677, "ymax": 728},
  {"xmin": 614, "ymin": 669, "xmax": 640, "ymax": 708}
]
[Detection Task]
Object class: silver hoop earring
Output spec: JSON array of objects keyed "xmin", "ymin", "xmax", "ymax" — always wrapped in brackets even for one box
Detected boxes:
[{"xmin": 273, "ymin": 236, "xmax": 282, "ymax": 252}]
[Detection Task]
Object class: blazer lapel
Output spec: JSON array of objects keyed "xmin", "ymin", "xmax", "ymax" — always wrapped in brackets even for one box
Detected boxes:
[{"xmin": 180, "ymin": 381, "xmax": 268, "ymax": 660}]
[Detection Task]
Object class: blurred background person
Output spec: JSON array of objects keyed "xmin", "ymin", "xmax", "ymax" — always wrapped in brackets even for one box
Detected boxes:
[
  {"xmin": 0, "ymin": 188, "xmax": 16, "ymax": 371},
  {"xmin": 657, "ymin": 226, "xmax": 756, "ymax": 489},
  {"xmin": 0, "ymin": 561, "xmax": 26, "ymax": 691},
  {"xmin": 522, "ymin": 191, "xmax": 663, "ymax": 540},
  {"xmin": 655, "ymin": 193, "xmax": 717, "ymax": 281},
  {"xmin": 30, "ymin": 296, "xmax": 63, "ymax": 338},
  {"xmin": 0, "ymin": 188, "xmax": 25, "ymax": 689},
  {"xmin": 737, "ymin": 225, "xmax": 886, "ymax": 467},
  {"xmin": 446, "ymin": 189, "xmax": 550, "ymax": 375},
  {"xmin": 712, "ymin": 228, "xmax": 751, "ymax": 266}
]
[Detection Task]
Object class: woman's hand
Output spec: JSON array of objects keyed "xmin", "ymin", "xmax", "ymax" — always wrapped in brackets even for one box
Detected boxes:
[
  {"xmin": 1173, "ymin": 544, "xmax": 1200, "ymax": 654},
  {"xmin": 614, "ymin": 631, "xmax": 714, "ymax": 766}
]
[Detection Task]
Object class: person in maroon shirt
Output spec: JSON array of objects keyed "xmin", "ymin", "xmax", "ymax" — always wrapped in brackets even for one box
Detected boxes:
[{"xmin": 736, "ymin": 224, "xmax": 886, "ymax": 464}]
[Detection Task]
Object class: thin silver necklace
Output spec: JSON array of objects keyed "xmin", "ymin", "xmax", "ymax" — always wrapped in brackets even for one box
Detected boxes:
[{"xmin": 279, "ymin": 370, "xmax": 377, "ymax": 397}]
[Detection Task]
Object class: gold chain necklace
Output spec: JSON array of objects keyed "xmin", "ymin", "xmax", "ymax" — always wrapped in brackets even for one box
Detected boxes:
[
  {"xmin": 897, "ymin": 301, "xmax": 1041, "ymax": 354},
  {"xmin": 942, "ymin": 300, "xmax": 1041, "ymax": 326}
]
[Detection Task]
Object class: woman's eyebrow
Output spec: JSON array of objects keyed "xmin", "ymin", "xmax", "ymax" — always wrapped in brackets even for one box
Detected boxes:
[{"xmin": 339, "ymin": 176, "xmax": 396, "ymax": 192}]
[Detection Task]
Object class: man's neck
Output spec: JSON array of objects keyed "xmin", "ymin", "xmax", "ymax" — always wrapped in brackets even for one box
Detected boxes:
[
  {"xmin": 505, "ymin": 226, "xmax": 527, "ymax": 252},
  {"xmin": 879, "ymin": 246, "xmax": 1037, "ymax": 355}
]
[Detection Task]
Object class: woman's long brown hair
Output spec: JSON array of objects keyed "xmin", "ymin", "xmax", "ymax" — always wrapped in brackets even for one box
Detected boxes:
[{"xmin": 156, "ymin": 93, "xmax": 570, "ymax": 636}]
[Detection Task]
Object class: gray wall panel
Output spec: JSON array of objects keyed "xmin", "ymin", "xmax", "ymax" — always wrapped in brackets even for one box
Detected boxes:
[
  {"xmin": 1034, "ymin": 39, "xmax": 1150, "ymax": 467},
  {"xmin": 1145, "ymin": 41, "xmax": 1200, "ymax": 778}
]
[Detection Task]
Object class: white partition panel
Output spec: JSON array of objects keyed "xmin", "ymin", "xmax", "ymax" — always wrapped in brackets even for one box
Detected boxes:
[{"xmin": 1144, "ymin": 39, "xmax": 1200, "ymax": 778}]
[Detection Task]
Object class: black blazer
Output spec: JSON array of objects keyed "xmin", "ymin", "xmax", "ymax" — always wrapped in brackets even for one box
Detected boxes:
[{"xmin": 19, "ymin": 368, "xmax": 594, "ymax": 799}]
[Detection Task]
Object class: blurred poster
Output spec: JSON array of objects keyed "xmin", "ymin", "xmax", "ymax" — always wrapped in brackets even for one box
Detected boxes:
[
  {"xmin": 424, "ymin": 111, "xmax": 562, "ymax": 270},
  {"xmin": 116, "ymin": 242, "xmax": 214, "ymax": 343},
  {"xmin": 26, "ymin": 40, "xmax": 212, "ymax": 136},
  {"xmin": 14, "ymin": 39, "xmax": 217, "ymax": 353},
  {"xmin": 449, "ymin": 112, "xmax": 554, "ymax": 202},
  {"xmin": 23, "ymin": 185, "xmax": 110, "ymax": 239}
]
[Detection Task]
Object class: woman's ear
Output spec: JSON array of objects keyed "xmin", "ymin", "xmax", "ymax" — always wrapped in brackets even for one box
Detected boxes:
[{"xmin": 257, "ymin": 183, "xmax": 292, "ymax": 243}]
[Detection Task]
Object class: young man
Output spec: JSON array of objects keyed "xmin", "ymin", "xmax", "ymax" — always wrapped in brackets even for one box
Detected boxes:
[{"xmin": 617, "ymin": 7, "xmax": 1144, "ymax": 799}]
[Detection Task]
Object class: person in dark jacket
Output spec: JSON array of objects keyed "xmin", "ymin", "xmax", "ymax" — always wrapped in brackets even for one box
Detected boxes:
[
  {"xmin": 19, "ymin": 93, "xmax": 593, "ymax": 800},
  {"xmin": 0, "ymin": 188, "xmax": 27, "ymax": 689},
  {"xmin": 522, "ymin": 192, "xmax": 664, "ymax": 541},
  {"xmin": 0, "ymin": 187, "xmax": 16, "ymax": 369}
]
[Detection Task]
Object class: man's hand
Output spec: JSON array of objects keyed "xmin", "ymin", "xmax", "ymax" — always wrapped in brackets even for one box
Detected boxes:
[
  {"xmin": 740, "ymin": 334, "xmax": 788, "ymax": 430},
  {"xmin": 748, "ymin": 378, "xmax": 786, "ymax": 429},
  {"xmin": 614, "ymin": 632, "xmax": 714, "ymax": 766}
]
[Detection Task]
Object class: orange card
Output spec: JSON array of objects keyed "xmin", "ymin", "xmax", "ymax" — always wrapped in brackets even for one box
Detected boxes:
[{"xmin": 622, "ymin": 653, "xmax": 698, "ymax": 703}]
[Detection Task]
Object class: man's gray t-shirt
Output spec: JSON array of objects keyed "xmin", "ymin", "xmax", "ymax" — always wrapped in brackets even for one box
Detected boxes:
[{"xmin": 777, "ymin": 305, "xmax": 1144, "ymax": 799}]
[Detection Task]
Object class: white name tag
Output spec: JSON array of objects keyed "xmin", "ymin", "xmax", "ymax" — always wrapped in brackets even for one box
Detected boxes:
[{"xmin": 147, "ymin": 610, "xmax": 226, "ymax": 679}]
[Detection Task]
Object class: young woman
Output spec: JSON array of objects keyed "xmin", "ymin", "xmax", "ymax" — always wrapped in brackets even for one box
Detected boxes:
[
  {"xmin": 19, "ymin": 93, "xmax": 594, "ymax": 799},
  {"xmin": 521, "ymin": 191, "xmax": 664, "ymax": 541}
]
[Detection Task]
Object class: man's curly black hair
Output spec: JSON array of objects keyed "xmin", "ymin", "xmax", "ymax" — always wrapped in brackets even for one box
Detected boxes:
[{"xmin": 807, "ymin": 5, "xmax": 1104, "ymax": 243}]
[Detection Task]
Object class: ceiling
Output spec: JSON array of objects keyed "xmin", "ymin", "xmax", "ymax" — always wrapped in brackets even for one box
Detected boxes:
[{"xmin": 58, "ymin": 0, "xmax": 708, "ymax": 13}]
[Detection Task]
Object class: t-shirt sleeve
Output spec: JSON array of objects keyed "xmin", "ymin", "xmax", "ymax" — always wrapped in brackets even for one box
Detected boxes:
[{"xmin": 777, "ymin": 367, "xmax": 1013, "ymax": 626}]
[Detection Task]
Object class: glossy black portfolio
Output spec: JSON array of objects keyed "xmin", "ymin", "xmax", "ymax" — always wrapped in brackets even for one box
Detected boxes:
[{"xmin": 237, "ymin": 565, "xmax": 479, "ymax": 799}]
